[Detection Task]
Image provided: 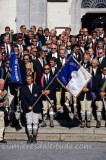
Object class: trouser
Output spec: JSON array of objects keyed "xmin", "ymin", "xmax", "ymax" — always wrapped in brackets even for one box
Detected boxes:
[
  {"xmin": 8, "ymin": 87, "xmax": 15, "ymax": 112},
  {"xmin": 95, "ymin": 101, "xmax": 103, "ymax": 121},
  {"xmin": 8, "ymin": 87, "xmax": 21, "ymax": 127},
  {"xmin": 80, "ymin": 99, "xmax": 92, "ymax": 121},
  {"xmin": 26, "ymin": 111, "xmax": 39, "ymax": 137},
  {"xmin": 0, "ymin": 111, "xmax": 4, "ymax": 141},
  {"xmin": 56, "ymin": 91, "xmax": 62, "ymax": 110},
  {"xmin": 65, "ymin": 92, "xmax": 72, "ymax": 112},
  {"xmin": 42, "ymin": 100, "xmax": 54, "ymax": 122},
  {"xmin": 73, "ymin": 96, "xmax": 77, "ymax": 114}
]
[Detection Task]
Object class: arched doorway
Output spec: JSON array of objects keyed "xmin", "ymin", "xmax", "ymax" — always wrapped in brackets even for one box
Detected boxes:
[
  {"xmin": 70, "ymin": 0, "xmax": 106, "ymax": 35},
  {"xmin": 81, "ymin": 13, "xmax": 106, "ymax": 33}
]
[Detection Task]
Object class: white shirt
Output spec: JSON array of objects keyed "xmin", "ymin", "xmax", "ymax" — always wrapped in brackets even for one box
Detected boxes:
[
  {"xmin": 52, "ymin": 52, "xmax": 58, "ymax": 58},
  {"xmin": 45, "ymin": 73, "xmax": 50, "ymax": 83},
  {"xmin": 99, "ymin": 57, "xmax": 103, "ymax": 63},
  {"xmin": 38, "ymin": 58, "xmax": 43, "ymax": 67},
  {"xmin": 60, "ymin": 57, "xmax": 66, "ymax": 66},
  {"xmin": 28, "ymin": 84, "xmax": 33, "ymax": 93},
  {"xmin": 5, "ymin": 43, "xmax": 11, "ymax": 54},
  {"xmin": 102, "ymin": 74, "xmax": 106, "ymax": 79},
  {"xmin": 93, "ymin": 67, "xmax": 97, "ymax": 76}
]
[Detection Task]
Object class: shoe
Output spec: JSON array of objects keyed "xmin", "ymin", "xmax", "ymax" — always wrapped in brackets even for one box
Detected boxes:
[
  {"xmin": 0, "ymin": 140, "xmax": 7, "ymax": 143},
  {"xmin": 50, "ymin": 121, "xmax": 54, "ymax": 127},
  {"xmin": 41, "ymin": 122, "xmax": 46, "ymax": 127},
  {"xmin": 80, "ymin": 121, "xmax": 85, "ymax": 128},
  {"xmin": 86, "ymin": 121, "xmax": 91, "ymax": 128},
  {"xmin": 96, "ymin": 120, "xmax": 101, "ymax": 128},
  {"xmin": 32, "ymin": 136, "xmax": 37, "ymax": 144},
  {"xmin": 16, "ymin": 126, "xmax": 22, "ymax": 131},
  {"xmin": 27, "ymin": 136, "xmax": 33, "ymax": 144}
]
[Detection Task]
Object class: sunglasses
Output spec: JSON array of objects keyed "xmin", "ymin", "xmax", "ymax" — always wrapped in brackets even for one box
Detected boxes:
[
  {"xmin": 1, "ymin": 48, "xmax": 5, "ymax": 49},
  {"xmin": 51, "ymin": 48, "xmax": 56, "ymax": 49},
  {"xmin": 98, "ymin": 52, "xmax": 103, "ymax": 54},
  {"xmin": 44, "ymin": 68, "xmax": 50, "ymax": 70}
]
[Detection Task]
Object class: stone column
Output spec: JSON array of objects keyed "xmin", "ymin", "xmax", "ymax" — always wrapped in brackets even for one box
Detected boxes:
[
  {"xmin": 30, "ymin": 0, "xmax": 47, "ymax": 29},
  {"xmin": 16, "ymin": 0, "xmax": 47, "ymax": 32},
  {"xmin": 16, "ymin": 0, "xmax": 30, "ymax": 32}
]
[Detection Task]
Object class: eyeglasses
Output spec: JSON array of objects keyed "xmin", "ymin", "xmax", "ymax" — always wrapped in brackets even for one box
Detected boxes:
[
  {"xmin": 18, "ymin": 40, "xmax": 23, "ymax": 42},
  {"xmin": 6, "ymin": 62, "xmax": 10, "ymax": 64},
  {"xmin": 51, "ymin": 48, "xmax": 56, "ymax": 49},
  {"xmin": 23, "ymin": 28, "xmax": 26, "ymax": 29},
  {"xmin": 80, "ymin": 42, "xmax": 85, "ymax": 44},
  {"xmin": 1, "ymin": 48, "xmax": 5, "ymax": 49},
  {"xmin": 38, "ymin": 30, "xmax": 43, "ymax": 31},
  {"xmin": 67, "ymin": 46, "xmax": 71, "ymax": 47},
  {"xmin": 44, "ymin": 68, "xmax": 50, "ymax": 70}
]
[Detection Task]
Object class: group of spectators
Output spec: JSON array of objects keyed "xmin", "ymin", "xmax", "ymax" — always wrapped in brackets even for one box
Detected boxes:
[{"xmin": 0, "ymin": 25, "xmax": 106, "ymax": 143}]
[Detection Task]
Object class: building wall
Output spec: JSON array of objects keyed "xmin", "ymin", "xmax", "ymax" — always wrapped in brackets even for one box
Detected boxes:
[
  {"xmin": 47, "ymin": 0, "xmax": 72, "ymax": 30},
  {"xmin": 0, "ymin": 0, "xmax": 16, "ymax": 34}
]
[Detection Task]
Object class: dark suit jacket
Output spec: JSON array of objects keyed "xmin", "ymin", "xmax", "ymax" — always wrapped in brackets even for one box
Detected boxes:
[
  {"xmin": 95, "ymin": 74, "xmax": 106, "ymax": 100},
  {"xmin": 98, "ymin": 57, "xmax": 106, "ymax": 69},
  {"xmin": 81, "ymin": 61, "xmax": 90, "ymax": 68},
  {"xmin": 46, "ymin": 52, "xmax": 59, "ymax": 64},
  {"xmin": 33, "ymin": 58, "xmax": 46, "ymax": 85},
  {"xmin": 90, "ymin": 66, "xmax": 101, "ymax": 77},
  {"xmin": 0, "ymin": 33, "xmax": 13, "ymax": 44},
  {"xmin": 20, "ymin": 84, "xmax": 42, "ymax": 113},
  {"xmin": 0, "ymin": 63, "xmax": 5, "ymax": 79},
  {"xmin": 13, "ymin": 33, "xmax": 29, "ymax": 46}
]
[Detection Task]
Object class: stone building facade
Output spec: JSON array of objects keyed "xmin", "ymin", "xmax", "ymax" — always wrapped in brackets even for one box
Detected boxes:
[{"xmin": 0, "ymin": 0, "xmax": 106, "ymax": 35}]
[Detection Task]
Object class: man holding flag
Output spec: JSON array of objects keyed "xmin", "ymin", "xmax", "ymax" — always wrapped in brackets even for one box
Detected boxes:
[
  {"xmin": 8, "ymin": 48, "xmax": 22, "ymax": 130},
  {"xmin": 57, "ymin": 56, "xmax": 92, "ymax": 126}
]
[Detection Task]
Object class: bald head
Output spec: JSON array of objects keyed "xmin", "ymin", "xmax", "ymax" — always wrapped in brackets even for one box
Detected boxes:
[{"xmin": 92, "ymin": 59, "xmax": 98, "ymax": 68}]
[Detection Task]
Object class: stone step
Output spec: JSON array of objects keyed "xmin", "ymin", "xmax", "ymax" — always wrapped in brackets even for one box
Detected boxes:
[
  {"xmin": 4, "ymin": 119, "xmax": 106, "ymax": 142},
  {"xmin": 5, "ymin": 133, "xmax": 106, "ymax": 142}
]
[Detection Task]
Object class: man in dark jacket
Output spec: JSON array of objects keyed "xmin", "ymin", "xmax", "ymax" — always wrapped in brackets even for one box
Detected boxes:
[{"xmin": 21, "ymin": 75, "xmax": 43, "ymax": 144}]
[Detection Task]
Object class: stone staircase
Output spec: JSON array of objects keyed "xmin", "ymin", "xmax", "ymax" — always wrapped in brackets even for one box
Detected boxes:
[{"xmin": 5, "ymin": 118, "xmax": 106, "ymax": 142}]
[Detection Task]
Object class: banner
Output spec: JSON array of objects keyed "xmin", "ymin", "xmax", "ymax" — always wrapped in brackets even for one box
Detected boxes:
[
  {"xmin": 57, "ymin": 56, "xmax": 92, "ymax": 97},
  {"xmin": 9, "ymin": 48, "xmax": 22, "ymax": 83}
]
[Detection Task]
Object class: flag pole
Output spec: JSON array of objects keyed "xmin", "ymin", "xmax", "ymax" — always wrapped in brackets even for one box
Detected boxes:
[
  {"xmin": 32, "ymin": 70, "xmax": 62, "ymax": 108},
  {"xmin": 32, "ymin": 56, "xmax": 73, "ymax": 108}
]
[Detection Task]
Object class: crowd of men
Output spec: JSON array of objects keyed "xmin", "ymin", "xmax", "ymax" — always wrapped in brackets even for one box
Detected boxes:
[{"xmin": 0, "ymin": 25, "xmax": 106, "ymax": 144}]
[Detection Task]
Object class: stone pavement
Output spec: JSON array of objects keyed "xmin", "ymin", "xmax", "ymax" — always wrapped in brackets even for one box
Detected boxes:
[{"xmin": 5, "ymin": 118, "xmax": 106, "ymax": 142}]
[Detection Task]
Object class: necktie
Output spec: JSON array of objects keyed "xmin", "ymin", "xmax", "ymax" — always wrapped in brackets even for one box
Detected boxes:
[
  {"xmin": 29, "ymin": 85, "xmax": 32, "ymax": 93},
  {"xmin": 46, "ymin": 74, "xmax": 49, "ymax": 84},
  {"xmin": 103, "ymin": 75, "xmax": 106, "ymax": 80},
  {"xmin": 6, "ymin": 44, "xmax": 9, "ymax": 56}
]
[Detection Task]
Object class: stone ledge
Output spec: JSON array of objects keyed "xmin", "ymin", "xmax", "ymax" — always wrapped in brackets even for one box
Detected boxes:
[{"xmin": 5, "ymin": 133, "xmax": 106, "ymax": 142}]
